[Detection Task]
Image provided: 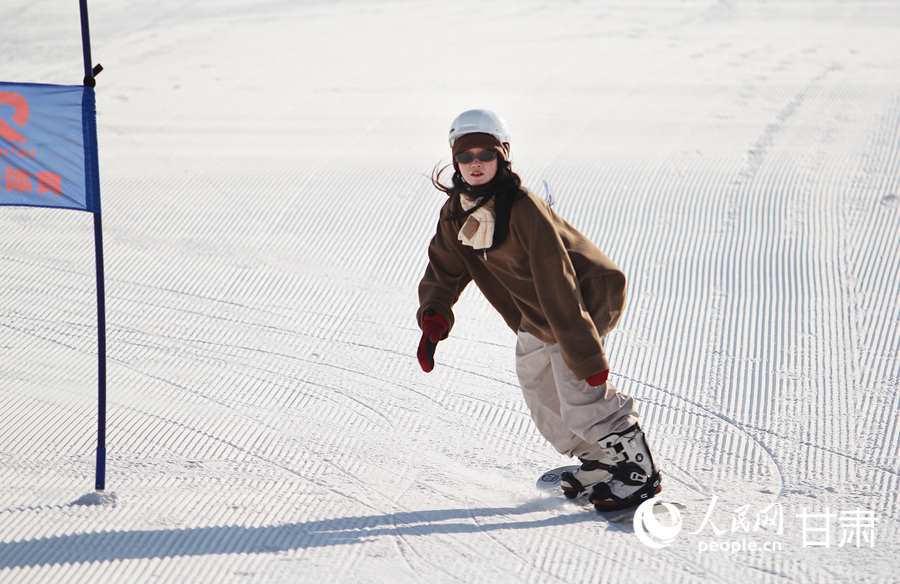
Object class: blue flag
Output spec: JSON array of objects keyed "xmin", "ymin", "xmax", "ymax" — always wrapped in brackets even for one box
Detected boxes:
[{"xmin": 0, "ymin": 81, "xmax": 101, "ymax": 213}]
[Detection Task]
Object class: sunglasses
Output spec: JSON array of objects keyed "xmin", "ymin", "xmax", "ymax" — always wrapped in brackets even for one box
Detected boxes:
[{"xmin": 454, "ymin": 150, "xmax": 498, "ymax": 164}]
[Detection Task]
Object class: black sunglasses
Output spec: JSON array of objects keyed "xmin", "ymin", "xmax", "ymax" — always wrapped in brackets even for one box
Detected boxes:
[{"xmin": 454, "ymin": 150, "xmax": 498, "ymax": 164}]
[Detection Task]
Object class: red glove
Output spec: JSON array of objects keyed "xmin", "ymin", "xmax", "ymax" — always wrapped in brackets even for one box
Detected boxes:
[
  {"xmin": 417, "ymin": 310, "xmax": 449, "ymax": 372},
  {"xmin": 586, "ymin": 370, "xmax": 609, "ymax": 387}
]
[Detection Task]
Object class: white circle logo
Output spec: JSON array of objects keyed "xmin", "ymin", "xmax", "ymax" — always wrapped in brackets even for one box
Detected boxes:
[{"xmin": 633, "ymin": 499, "xmax": 683, "ymax": 548}]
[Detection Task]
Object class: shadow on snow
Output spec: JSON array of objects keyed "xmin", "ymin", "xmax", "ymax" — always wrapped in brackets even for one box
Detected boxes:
[{"xmin": 0, "ymin": 501, "xmax": 608, "ymax": 569}]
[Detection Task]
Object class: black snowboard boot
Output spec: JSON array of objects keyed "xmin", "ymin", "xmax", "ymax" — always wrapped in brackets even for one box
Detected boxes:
[{"xmin": 559, "ymin": 457, "xmax": 613, "ymax": 499}]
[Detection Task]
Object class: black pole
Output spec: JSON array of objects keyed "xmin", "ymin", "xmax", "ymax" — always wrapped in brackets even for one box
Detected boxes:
[
  {"xmin": 79, "ymin": 0, "xmax": 93, "ymax": 81},
  {"xmin": 93, "ymin": 213, "xmax": 107, "ymax": 491},
  {"xmin": 79, "ymin": 0, "xmax": 106, "ymax": 492}
]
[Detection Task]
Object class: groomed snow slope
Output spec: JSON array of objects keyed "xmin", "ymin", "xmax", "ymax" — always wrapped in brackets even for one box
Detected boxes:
[{"xmin": 2, "ymin": 1, "xmax": 899, "ymax": 582}]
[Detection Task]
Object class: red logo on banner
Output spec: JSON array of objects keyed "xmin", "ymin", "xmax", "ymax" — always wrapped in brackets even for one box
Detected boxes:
[{"xmin": 0, "ymin": 92, "xmax": 29, "ymax": 143}]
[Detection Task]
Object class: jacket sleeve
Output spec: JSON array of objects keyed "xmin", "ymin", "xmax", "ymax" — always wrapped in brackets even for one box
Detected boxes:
[
  {"xmin": 526, "ymin": 213, "xmax": 614, "ymax": 379},
  {"xmin": 417, "ymin": 218, "xmax": 471, "ymax": 332}
]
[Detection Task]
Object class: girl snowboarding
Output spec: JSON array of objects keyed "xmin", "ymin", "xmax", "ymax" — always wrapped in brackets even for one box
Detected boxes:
[{"xmin": 416, "ymin": 109, "xmax": 661, "ymax": 510}]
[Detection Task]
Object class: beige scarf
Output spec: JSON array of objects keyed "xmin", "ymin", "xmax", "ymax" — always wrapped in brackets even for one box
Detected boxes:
[{"xmin": 458, "ymin": 195, "xmax": 495, "ymax": 250}]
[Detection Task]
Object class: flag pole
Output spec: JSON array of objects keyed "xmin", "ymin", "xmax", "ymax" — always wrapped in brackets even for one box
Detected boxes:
[
  {"xmin": 79, "ymin": 0, "xmax": 107, "ymax": 492},
  {"xmin": 92, "ymin": 216, "xmax": 106, "ymax": 492}
]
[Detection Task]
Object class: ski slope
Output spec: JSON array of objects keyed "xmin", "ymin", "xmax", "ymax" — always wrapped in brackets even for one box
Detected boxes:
[{"xmin": 2, "ymin": 1, "xmax": 899, "ymax": 582}]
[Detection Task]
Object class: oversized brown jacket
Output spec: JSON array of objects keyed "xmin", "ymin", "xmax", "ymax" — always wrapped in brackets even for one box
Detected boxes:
[{"xmin": 417, "ymin": 189, "xmax": 626, "ymax": 379}]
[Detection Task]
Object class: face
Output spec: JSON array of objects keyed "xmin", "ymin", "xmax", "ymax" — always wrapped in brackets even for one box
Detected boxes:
[{"xmin": 457, "ymin": 148, "xmax": 498, "ymax": 186}]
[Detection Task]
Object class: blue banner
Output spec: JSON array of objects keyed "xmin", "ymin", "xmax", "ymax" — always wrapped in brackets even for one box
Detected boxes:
[{"xmin": 0, "ymin": 81, "xmax": 100, "ymax": 213}]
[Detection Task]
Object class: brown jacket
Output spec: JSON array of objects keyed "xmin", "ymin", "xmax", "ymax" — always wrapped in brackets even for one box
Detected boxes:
[{"xmin": 417, "ymin": 189, "xmax": 626, "ymax": 379}]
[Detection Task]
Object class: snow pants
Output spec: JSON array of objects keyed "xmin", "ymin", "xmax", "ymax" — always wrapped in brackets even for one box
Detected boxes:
[{"xmin": 515, "ymin": 329, "xmax": 639, "ymax": 461}]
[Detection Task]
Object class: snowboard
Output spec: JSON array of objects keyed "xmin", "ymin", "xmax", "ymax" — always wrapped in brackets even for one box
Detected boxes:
[{"xmin": 537, "ymin": 465, "xmax": 684, "ymax": 524}]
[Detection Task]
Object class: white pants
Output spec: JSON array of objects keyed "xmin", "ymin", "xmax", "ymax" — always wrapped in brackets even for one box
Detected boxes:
[{"xmin": 515, "ymin": 330, "xmax": 638, "ymax": 461}]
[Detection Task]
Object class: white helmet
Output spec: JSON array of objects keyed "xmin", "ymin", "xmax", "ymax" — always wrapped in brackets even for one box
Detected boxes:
[{"xmin": 448, "ymin": 109, "xmax": 510, "ymax": 148}]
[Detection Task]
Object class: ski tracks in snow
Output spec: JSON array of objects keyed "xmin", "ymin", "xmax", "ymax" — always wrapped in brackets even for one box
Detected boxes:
[{"xmin": 3, "ymin": 1, "xmax": 900, "ymax": 583}]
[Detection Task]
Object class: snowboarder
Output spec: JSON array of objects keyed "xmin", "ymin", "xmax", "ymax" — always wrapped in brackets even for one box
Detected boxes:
[{"xmin": 415, "ymin": 109, "xmax": 661, "ymax": 511}]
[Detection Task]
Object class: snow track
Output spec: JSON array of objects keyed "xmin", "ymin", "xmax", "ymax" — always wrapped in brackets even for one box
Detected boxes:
[{"xmin": 2, "ymin": 1, "xmax": 900, "ymax": 582}]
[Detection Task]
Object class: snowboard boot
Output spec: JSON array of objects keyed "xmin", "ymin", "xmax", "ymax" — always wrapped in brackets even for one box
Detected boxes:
[
  {"xmin": 559, "ymin": 457, "xmax": 613, "ymax": 499},
  {"xmin": 588, "ymin": 423, "xmax": 661, "ymax": 511}
]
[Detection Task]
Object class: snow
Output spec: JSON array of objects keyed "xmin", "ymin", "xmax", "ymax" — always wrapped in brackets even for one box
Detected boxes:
[{"xmin": 2, "ymin": 0, "xmax": 899, "ymax": 582}]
